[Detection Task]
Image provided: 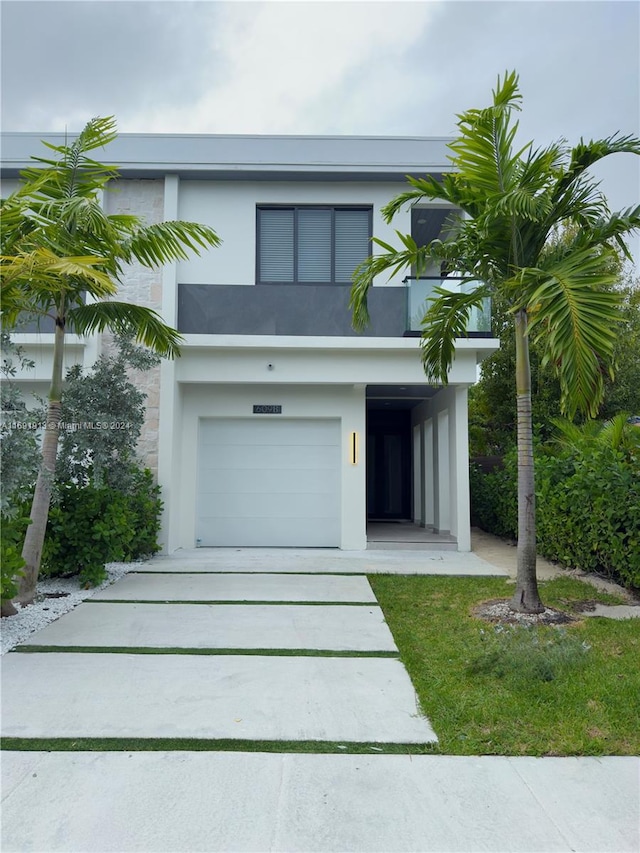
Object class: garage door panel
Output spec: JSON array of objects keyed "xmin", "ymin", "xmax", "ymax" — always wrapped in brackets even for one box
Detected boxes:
[
  {"xmin": 200, "ymin": 444, "xmax": 339, "ymax": 470},
  {"xmin": 196, "ymin": 418, "xmax": 341, "ymax": 547},
  {"xmin": 200, "ymin": 420, "xmax": 338, "ymax": 447},
  {"xmin": 198, "ymin": 518, "xmax": 340, "ymax": 548},
  {"xmin": 199, "ymin": 491, "xmax": 338, "ymax": 519},
  {"xmin": 199, "ymin": 468, "xmax": 338, "ymax": 497}
]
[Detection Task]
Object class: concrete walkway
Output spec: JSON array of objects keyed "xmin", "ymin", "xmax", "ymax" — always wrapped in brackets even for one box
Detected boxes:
[
  {"xmin": 2, "ymin": 546, "xmax": 638, "ymax": 852},
  {"xmin": 3, "ymin": 752, "xmax": 637, "ymax": 852}
]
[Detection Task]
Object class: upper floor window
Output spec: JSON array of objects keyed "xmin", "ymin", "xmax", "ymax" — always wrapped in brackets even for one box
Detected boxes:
[{"xmin": 257, "ymin": 206, "xmax": 372, "ymax": 284}]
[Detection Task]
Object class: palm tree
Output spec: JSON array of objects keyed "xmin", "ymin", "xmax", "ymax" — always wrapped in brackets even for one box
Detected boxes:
[
  {"xmin": 350, "ymin": 72, "xmax": 640, "ymax": 613},
  {"xmin": 1, "ymin": 117, "xmax": 221, "ymax": 606}
]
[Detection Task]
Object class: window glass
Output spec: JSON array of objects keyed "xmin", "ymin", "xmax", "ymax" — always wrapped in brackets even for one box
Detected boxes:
[
  {"xmin": 259, "ymin": 209, "xmax": 294, "ymax": 282},
  {"xmin": 298, "ymin": 209, "xmax": 332, "ymax": 282},
  {"xmin": 258, "ymin": 206, "xmax": 370, "ymax": 283},
  {"xmin": 335, "ymin": 209, "xmax": 371, "ymax": 282}
]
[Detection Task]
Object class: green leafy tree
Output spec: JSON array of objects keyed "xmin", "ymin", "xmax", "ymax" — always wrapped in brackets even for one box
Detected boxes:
[
  {"xmin": 351, "ymin": 71, "xmax": 640, "ymax": 613},
  {"xmin": 599, "ymin": 280, "xmax": 640, "ymax": 419},
  {"xmin": 470, "ymin": 260, "xmax": 639, "ymax": 455},
  {"xmin": 56, "ymin": 334, "xmax": 160, "ymax": 491},
  {"xmin": 0, "ymin": 333, "xmax": 42, "ymax": 513},
  {"xmin": 1, "ymin": 117, "xmax": 221, "ymax": 605},
  {"xmin": 0, "ymin": 333, "xmax": 42, "ymax": 616}
]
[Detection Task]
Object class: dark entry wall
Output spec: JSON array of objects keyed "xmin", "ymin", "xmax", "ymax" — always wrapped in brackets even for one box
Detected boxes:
[{"xmin": 366, "ymin": 409, "xmax": 412, "ymax": 520}]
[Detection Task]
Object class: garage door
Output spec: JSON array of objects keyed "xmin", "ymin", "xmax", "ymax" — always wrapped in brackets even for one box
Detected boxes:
[{"xmin": 196, "ymin": 418, "xmax": 341, "ymax": 546}]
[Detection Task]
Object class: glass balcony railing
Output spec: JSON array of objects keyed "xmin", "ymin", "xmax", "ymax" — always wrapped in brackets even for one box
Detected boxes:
[{"xmin": 403, "ymin": 276, "xmax": 492, "ymax": 335}]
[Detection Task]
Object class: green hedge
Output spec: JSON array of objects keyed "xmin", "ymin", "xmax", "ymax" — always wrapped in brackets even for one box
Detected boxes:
[
  {"xmin": 470, "ymin": 447, "xmax": 640, "ymax": 589},
  {"xmin": 1, "ymin": 512, "xmax": 31, "ymax": 603},
  {"xmin": 42, "ymin": 468, "xmax": 162, "ymax": 587},
  {"xmin": 469, "ymin": 453, "xmax": 517, "ymax": 539}
]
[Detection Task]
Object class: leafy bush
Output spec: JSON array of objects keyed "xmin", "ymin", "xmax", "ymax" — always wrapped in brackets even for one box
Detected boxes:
[
  {"xmin": 467, "ymin": 624, "xmax": 591, "ymax": 686},
  {"xmin": 1, "ymin": 512, "xmax": 31, "ymax": 603},
  {"xmin": 125, "ymin": 468, "xmax": 163, "ymax": 560},
  {"xmin": 40, "ymin": 335, "xmax": 164, "ymax": 588},
  {"xmin": 42, "ymin": 468, "xmax": 162, "ymax": 587},
  {"xmin": 536, "ymin": 445, "xmax": 640, "ymax": 588},
  {"xmin": 469, "ymin": 452, "xmax": 517, "ymax": 539},
  {"xmin": 469, "ymin": 422, "xmax": 640, "ymax": 589},
  {"xmin": 57, "ymin": 335, "xmax": 160, "ymax": 491},
  {"xmin": 1, "ymin": 333, "xmax": 42, "ymax": 514}
]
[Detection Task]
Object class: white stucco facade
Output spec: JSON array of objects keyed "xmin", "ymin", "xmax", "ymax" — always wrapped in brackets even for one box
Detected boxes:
[{"xmin": 2, "ymin": 132, "xmax": 499, "ymax": 553}]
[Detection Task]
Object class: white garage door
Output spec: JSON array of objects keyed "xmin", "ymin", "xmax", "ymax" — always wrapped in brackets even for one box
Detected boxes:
[{"xmin": 196, "ymin": 418, "xmax": 341, "ymax": 547}]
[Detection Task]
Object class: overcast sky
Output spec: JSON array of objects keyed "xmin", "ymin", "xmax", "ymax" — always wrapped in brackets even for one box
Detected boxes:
[{"xmin": 2, "ymin": 0, "xmax": 639, "ymax": 254}]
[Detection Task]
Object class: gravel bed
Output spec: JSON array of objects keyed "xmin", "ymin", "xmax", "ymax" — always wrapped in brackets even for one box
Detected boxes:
[
  {"xmin": 473, "ymin": 599, "xmax": 575, "ymax": 626},
  {"xmin": 1, "ymin": 561, "xmax": 141, "ymax": 655}
]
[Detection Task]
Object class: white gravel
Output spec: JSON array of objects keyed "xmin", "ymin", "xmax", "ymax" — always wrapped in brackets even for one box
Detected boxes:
[{"xmin": 1, "ymin": 561, "xmax": 139, "ymax": 654}]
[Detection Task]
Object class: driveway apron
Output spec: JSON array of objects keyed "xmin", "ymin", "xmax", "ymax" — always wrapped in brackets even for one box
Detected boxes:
[{"xmin": 2, "ymin": 553, "xmax": 438, "ymax": 744}]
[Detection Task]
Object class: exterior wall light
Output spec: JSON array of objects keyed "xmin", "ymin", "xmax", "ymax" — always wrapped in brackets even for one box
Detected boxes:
[{"xmin": 350, "ymin": 431, "xmax": 358, "ymax": 465}]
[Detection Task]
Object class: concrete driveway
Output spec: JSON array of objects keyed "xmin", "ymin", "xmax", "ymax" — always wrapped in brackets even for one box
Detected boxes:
[{"xmin": 2, "ymin": 547, "xmax": 638, "ymax": 852}]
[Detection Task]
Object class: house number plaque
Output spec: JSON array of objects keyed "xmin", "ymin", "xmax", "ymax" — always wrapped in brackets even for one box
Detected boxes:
[{"xmin": 253, "ymin": 405, "xmax": 282, "ymax": 414}]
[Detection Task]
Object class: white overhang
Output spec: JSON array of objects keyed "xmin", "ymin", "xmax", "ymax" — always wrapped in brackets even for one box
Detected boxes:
[{"xmin": 175, "ymin": 335, "xmax": 499, "ymax": 386}]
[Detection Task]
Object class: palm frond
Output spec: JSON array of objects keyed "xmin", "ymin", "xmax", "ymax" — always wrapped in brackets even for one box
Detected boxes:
[
  {"xmin": 381, "ymin": 175, "xmax": 449, "ymax": 221},
  {"xmin": 68, "ymin": 301, "xmax": 183, "ymax": 359},
  {"xmin": 493, "ymin": 186, "xmax": 553, "ymax": 221},
  {"xmin": 36, "ymin": 116, "xmax": 118, "ymax": 159},
  {"xmin": 448, "ymin": 71, "xmax": 531, "ymax": 197},
  {"xmin": 350, "ymin": 237, "xmax": 434, "ymax": 331},
  {"xmin": 549, "ymin": 133, "xmax": 640, "ymax": 215},
  {"xmin": 420, "ymin": 284, "xmax": 492, "ymax": 383},
  {"xmin": 571, "ymin": 205, "xmax": 640, "ymax": 259},
  {"xmin": 524, "ymin": 250, "xmax": 623, "ymax": 417},
  {"xmin": 551, "ymin": 413, "xmax": 639, "ymax": 453},
  {"xmin": 1, "ymin": 249, "xmax": 115, "ymax": 292},
  {"xmin": 119, "ymin": 221, "xmax": 221, "ymax": 267},
  {"xmin": 20, "ymin": 118, "xmax": 120, "ymax": 204}
]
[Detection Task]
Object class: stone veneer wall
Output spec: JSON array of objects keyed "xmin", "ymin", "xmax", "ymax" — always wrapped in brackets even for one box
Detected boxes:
[{"xmin": 103, "ymin": 179, "xmax": 165, "ymax": 477}]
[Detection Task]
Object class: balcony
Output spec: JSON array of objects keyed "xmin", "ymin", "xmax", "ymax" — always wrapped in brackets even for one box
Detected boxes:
[
  {"xmin": 404, "ymin": 277, "xmax": 492, "ymax": 336},
  {"xmin": 177, "ymin": 280, "xmax": 492, "ymax": 338}
]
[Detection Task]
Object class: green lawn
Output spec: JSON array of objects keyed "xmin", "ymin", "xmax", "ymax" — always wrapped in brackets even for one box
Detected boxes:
[{"xmin": 370, "ymin": 574, "xmax": 640, "ymax": 756}]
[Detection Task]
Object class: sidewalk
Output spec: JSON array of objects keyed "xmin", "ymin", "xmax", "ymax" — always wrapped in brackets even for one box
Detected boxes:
[
  {"xmin": 2, "ymin": 544, "xmax": 638, "ymax": 852},
  {"xmin": 3, "ymin": 751, "xmax": 637, "ymax": 852}
]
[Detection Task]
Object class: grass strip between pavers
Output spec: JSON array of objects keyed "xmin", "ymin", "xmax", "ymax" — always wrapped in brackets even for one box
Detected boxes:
[
  {"xmin": 1, "ymin": 737, "xmax": 436, "ymax": 755},
  {"xmin": 84, "ymin": 599, "xmax": 378, "ymax": 606},
  {"xmin": 13, "ymin": 646, "xmax": 400, "ymax": 658},
  {"xmin": 132, "ymin": 571, "xmax": 369, "ymax": 576}
]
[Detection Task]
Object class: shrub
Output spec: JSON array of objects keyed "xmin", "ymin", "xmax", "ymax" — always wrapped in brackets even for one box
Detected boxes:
[
  {"xmin": 1, "ymin": 512, "xmax": 31, "ymax": 603},
  {"xmin": 1, "ymin": 333, "xmax": 42, "ymax": 514},
  {"xmin": 469, "ymin": 432, "xmax": 640, "ymax": 589},
  {"xmin": 125, "ymin": 468, "xmax": 163, "ymax": 561},
  {"xmin": 42, "ymin": 468, "xmax": 162, "ymax": 587},
  {"xmin": 536, "ymin": 446, "xmax": 640, "ymax": 588},
  {"xmin": 469, "ymin": 451, "xmax": 517, "ymax": 539},
  {"xmin": 57, "ymin": 335, "xmax": 159, "ymax": 492}
]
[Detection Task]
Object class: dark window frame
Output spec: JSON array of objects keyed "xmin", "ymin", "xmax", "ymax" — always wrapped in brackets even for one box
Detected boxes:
[{"xmin": 256, "ymin": 204, "xmax": 373, "ymax": 285}]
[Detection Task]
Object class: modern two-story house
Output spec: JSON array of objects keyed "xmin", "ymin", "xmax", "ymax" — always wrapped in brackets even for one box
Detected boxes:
[{"xmin": 1, "ymin": 133, "xmax": 498, "ymax": 553}]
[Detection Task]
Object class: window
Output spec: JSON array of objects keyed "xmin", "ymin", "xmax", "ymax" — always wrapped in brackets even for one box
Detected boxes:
[{"xmin": 257, "ymin": 206, "xmax": 372, "ymax": 284}]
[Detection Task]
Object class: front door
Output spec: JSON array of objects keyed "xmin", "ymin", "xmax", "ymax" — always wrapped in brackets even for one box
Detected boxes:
[{"xmin": 366, "ymin": 409, "xmax": 412, "ymax": 520}]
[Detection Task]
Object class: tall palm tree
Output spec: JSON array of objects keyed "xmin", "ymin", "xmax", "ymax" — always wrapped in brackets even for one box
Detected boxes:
[
  {"xmin": 351, "ymin": 72, "xmax": 640, "ymax": 612},
  {"xmin": 1, "ymin": 117, "xmax": 221, "ymax": 606}
]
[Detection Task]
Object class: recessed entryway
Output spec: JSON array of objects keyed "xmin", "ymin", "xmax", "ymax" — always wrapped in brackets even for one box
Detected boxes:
[{"xmin": 366, "ymin": 409, "xmax": 412, "ymax": 521}]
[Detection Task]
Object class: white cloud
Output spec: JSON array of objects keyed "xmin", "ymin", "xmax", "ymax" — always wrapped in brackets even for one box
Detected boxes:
[{"xmin": 131, "ymin": 1, "xmax": 439, "ymax": 133}]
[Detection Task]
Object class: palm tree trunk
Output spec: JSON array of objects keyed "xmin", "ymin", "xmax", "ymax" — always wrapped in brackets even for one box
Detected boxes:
[
  {"xmin": 510, "ymin": 309, "xmax": 544, "ymax": 613},
  {"xmin": 17, "ymin": 319, "xmax": 65, "ymax": 606}
]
